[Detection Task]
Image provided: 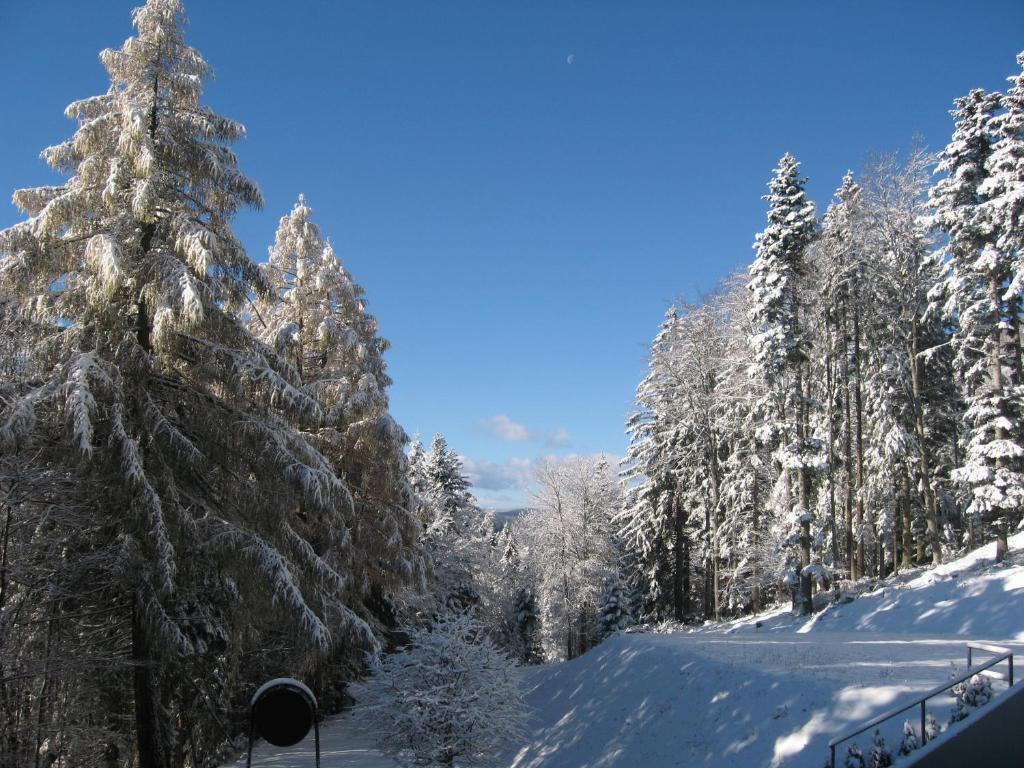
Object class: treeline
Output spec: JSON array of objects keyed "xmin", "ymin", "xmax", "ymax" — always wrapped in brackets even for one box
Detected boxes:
[{"xmin": 616, "ymin": 53, "xmax": 1024, "ymax": 622}]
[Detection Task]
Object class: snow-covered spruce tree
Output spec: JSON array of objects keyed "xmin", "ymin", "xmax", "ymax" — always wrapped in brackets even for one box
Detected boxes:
[
  {"xmin": 511, "ymin": 583, "xmax": 545, "ymax": 663},
  {"xmin": 350, "ymin": 612, "xmax": 528, "ymax": 767},
  {"xmin": 716, "ymin": 274, "xmax": 778, "ymax": 613},
  {"xmin": 748, "ymin": 153, "xmax": 821, "ymax": 613},
  {"xmin": 251, "ymin": 196, "xmax": 424, "ymax": 619},
  {"xmin": 411, "ymin": 434, "xmax": 492, "ymax": 613},
  {"xmin": 0, "ymin": 2, "xmax": 358, "ymax": 764},
  {"xmin": 616, "ymin": 310, "xmax": 686, "ymax": 621},
  {"xmin": 981, "ymin": 52, "xmax": 1024, "ymax": 308},
  {"xmin": 930, "ymin": 86, "xmax": 1024, "ymax": 562},
  {"xmin": 596, "ymin": 575, "xmax": 632, "ymax": 638}
]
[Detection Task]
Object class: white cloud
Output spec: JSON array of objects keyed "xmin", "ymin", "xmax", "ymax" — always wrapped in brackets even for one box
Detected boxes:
[
  {"xmin": 460, "ymin": 455, "xmax": 535, "ymax": 491},
  {"xmin": 476, "ymin": 415, "xmax": 533, "ymax": 442},
  {"xmin": 545, "ymin": 426, "xmax": 571, "ymax": 448},
  {"xmin": 475, "ymin": 415, "xmax": 572, "ymax": 449}
]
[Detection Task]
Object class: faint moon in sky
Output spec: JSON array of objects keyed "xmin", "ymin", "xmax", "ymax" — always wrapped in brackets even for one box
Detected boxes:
[{"xmin": 566, "ymin": 54, "xmax": 575, "ymax": 65}]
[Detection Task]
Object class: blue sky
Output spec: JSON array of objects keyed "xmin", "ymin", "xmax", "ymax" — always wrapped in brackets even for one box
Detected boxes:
[{"xmin": 2, "ymin": 1, "xmax": 1022, "ymax": 509}]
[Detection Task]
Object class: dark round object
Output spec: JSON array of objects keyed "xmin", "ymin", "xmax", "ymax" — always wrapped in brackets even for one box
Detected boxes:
[{"xmin": 252, "ymin": 681, "xmax": 316, "ymax": 747}]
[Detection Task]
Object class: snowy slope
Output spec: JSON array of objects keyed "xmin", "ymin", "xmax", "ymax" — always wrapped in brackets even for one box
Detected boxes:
[
  {"xmin": 507, "ymin": 535, "xmax": 1024, "ymax": 768},
  {"xmin": 236, "ymin": 536, "xmax": 1024, "ymax": 767}
]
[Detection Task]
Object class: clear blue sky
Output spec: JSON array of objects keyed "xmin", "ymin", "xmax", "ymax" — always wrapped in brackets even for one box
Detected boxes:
[{"xmin": 2, "ymin": 1, "xmax": 1022, "ymax": 509}]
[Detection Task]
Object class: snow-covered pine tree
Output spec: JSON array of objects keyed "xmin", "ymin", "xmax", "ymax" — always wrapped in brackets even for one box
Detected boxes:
[
  {"xmin": 0, "ymin": 2, "xmax": 357, "ymax": 763},
  {"xmin": 931, "ymin": 86, "xmax": 1024, "ymax": 562},
  {"xmin": 981, "ymin": 51, "xmax": 1024, "ymax": 306},
  {"xmin": 351, "ymin": 612, "xmax": 528, "ymax": 767},
  {"xmin": 616, "ymin": 310, "xmax": 685, "ymax": 621},
  {"xmin": 596, "ymin": 575, "xmax": 632, "ymax": 638},
  {"xmin": 414, "ymin": 434, "xmax": 492, "ymax": 612},
  {"xmin": 512, "ymin": 584, "xmax": 545, "ymax": 663},
  {"xmin": 716, "ymin": 274, "xmax": 778, "ymax": 613},
  {"xmin": 251, "ymin": 196, "xmax": 424, "ymax": 617},
  {"xmin": 748, "ymin": 154, "xmax": 821, "ymax": 613}
]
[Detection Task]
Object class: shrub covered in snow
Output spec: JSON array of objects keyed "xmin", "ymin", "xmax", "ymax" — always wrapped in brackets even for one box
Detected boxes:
[
  {"xmin": 897, "ymin": 719, "xmax": 919, "ymax": 756},
  {"xmin": 844, "ymin": 742, "xmax": 866, "ymax": 768},
  {"xmin": 350, "ymin": 612, "xmax": 528, "ymax": 766},
  {"xmin": 950, "ymin": 672, "xmax": 994, "ymax": 723},
  {"xmin": 868, "ymin": 729, "xmax": 892, "ymax": 768}
]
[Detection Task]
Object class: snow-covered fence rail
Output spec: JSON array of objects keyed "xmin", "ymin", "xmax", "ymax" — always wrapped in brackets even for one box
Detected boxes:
[{"xmin": 827, "ymin": 642, "xmax": 1014, "ymax": 768}]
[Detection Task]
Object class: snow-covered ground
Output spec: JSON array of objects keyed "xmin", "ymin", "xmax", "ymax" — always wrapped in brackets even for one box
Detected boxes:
[
  {"xmin": 235, "ymin": 714, "xmax": 397, "ymax": 768},
  {"xmin": 508, "ymin": 534, "xmax": 1024, "ymax": 768},
  {"xmin": 238, "ymin": 534, "xmax": 1024, "ymax": 767}
]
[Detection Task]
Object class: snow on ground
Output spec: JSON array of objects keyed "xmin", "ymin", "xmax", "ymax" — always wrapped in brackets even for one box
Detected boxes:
[
  {"xmin": 236, "ymin": 535, "xmax": 1024, "ymax": 767},
  {"xmin": 234, "ymin": 714, "xmax": 397, "ymax": 768},
  {"xmin": 507, "ymin": 534, "xmax": 1024, "ymax": 768}
]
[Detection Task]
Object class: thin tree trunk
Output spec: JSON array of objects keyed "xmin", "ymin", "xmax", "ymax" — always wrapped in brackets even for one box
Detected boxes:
[
  {"xmin": 672, "ymin": 491, "xmax": 686, "ymax": 622},
  {"xmin": 853, "ymin": 302, "xmax": 866, "ymax": 579},
  {"xmin": 908, "ymin": 319, "xmax": 942, "ymax": 565},
  {"xmin": 989, "ymin": 277, "xmax": 1011, "ymax": 562},
  {"xmin": 901, "ymin": 472, "xmax": 913, "ymax": 570},
  {"xmin": 825, "ymin": 321, "xmax": 839, "ymax": 565},
  {"xmin": 841, "ymin": 302, "xmax": 855, "ymax": 579},
  {"xmin": 797, "ymin": 368, "xmax": 813, "ymax": 615},
  {"xmin": 750, "ymin": 468, "xmax": 761, "ymax": 614}
]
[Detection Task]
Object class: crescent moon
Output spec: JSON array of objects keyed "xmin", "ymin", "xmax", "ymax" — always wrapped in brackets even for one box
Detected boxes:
[{"xmin": 567, "ymin": 54, "xmax": 575, "ymax": 65}]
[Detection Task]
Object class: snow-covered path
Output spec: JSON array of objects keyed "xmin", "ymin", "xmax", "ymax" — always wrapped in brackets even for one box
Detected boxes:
[{"xmin": 234, "ymin": 714, "xmax": 398, "ymax": 768}]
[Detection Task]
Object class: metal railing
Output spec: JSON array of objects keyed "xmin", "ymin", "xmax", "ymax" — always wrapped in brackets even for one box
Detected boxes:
[{"xmin": 828, "ymin": 642, "xmax": 1014, "ymax": 768}]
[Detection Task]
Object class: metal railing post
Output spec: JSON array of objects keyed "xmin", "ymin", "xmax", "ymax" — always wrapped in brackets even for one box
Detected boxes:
[
  {"xmin": 920, "ymin": 700, "xmax": 927, "ymax": 745},
  {"xmin": 830, "ymin": 743, "xmax": 836, "ymax": 768},
  {"xmin": 967, "ymin": 646, "xmax": 973, "ymax": 669},
  {"xmin": 1010, "ymin": 656, "xmax": 1014, "ymax": 686}
]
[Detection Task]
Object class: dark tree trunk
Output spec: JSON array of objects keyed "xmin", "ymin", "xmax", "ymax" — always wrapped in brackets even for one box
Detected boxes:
[
  {"xmin": 672, "ymin": 492, "xmax": 687, "ymax": 621},
  {"xmin": 132, "ymin": 597, "xmax": 163, "ymax": 768}
]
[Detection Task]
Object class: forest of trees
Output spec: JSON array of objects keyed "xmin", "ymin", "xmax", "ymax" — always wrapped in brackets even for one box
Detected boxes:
[
  {"xmin": 617, "ymin": 54, "xmax": 1024, "ymax": 623},
  {"xmin": 0, "ymin": 1, "xmax": 1022, "ymax": 767}
]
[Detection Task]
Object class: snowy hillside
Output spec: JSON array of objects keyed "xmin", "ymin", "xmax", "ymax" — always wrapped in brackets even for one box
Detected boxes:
[
  {"xmin": 505, "ymin": 534, "xmax": 1024, "ymax": 768},
  {"xmin": 240, "ymin": 535, "xmax": 1024, "ymax": 767}
]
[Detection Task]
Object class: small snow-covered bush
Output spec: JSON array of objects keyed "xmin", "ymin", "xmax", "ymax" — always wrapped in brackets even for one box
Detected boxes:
[
  {"xmin": 897, "ymin": 719, "xmax": 919, "ymax": 756},
  {"xmin": 844, "ymin": 742, "xmax": 866, "ymax": 768},
  {"xmin": 868, "ymin": 730, "xmax": 892, "ymax": 768},
  {"xmin": 949, "ymin": 672, "xmax": 994, "ymax": 724},
  {"xmin": 350, "ymin": 612, "xmax": 529, "ymax": 767}
]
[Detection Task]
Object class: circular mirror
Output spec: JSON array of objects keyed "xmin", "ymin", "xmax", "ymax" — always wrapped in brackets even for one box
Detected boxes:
[{"xmin": 250, "ymin": 678, "xmax": 317, "ymax": 748}]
